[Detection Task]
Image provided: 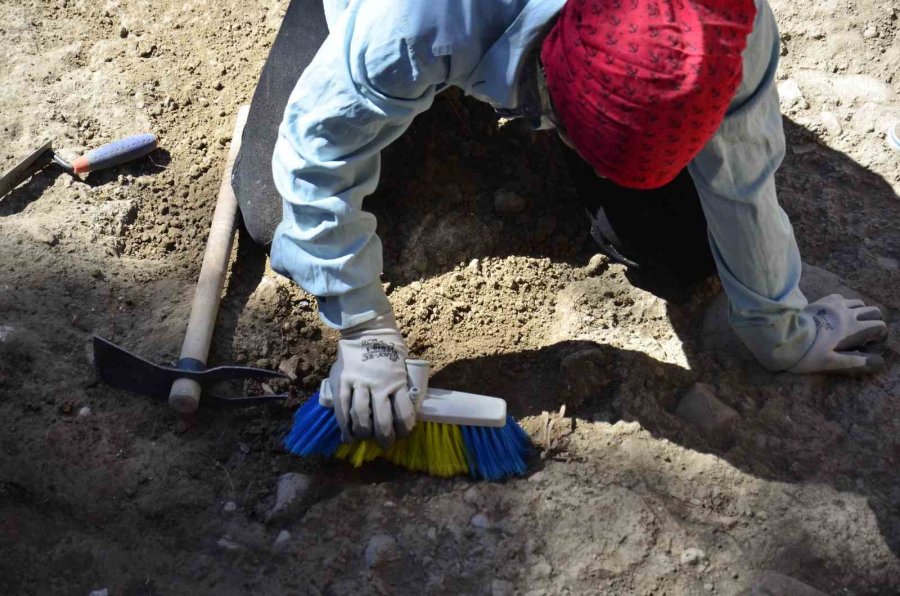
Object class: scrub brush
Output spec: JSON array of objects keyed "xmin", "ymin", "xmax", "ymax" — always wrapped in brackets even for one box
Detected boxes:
[{"xmin": 284, "ymin": 360, "xmax": 532, "ymax": 480}]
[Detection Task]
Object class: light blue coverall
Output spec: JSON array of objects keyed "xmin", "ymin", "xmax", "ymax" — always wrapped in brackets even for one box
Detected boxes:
[{"xmin": 271, "ymin": 0, "xmax": 814, "ymax": 371}]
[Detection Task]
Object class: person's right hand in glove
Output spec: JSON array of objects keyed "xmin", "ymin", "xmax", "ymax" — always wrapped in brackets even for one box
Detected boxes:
[
  {"xmin": 326, "ymin": 312, "xmax": 416, "ymax": 448},
  {"xmin": 788, "ymin": 294, "xmax": 888, "ymax": 375}
]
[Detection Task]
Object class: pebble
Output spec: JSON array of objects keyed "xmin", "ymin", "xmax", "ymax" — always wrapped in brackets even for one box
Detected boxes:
[
  {"xmin": 269, "ymin": 472, "xmax": 312, "ymax": 518},
  {"xmin": 704, "ymin": 583, "xmax": 714, "ymax": 592},
  {"xmin": 675, "ymin": 383, "xmax": 738, "ymax": 448},
  {"xmin": 680, "ymin": 547, "xmax": 706, "ymax": 566},
  {"xmin": 528, "ymin": 471, "xmax": 547, "ymax": 483},
  {"xmin": 820, "ymin": 111, "xmax": 842, "ymax": 136},
  {"xmin": 585, "ymin": 253, "xmax": 610, "ymax": 276},
  {"xmin": 531, "ymin": 561, "xmax": 552, "ymax": 578},
  {"xmin": 77, "ymin": 406, "xmax": 91, "ymax": 417},
  {"xmin": 278, "ymin": 355, "xmax": 301, "ymax": 380},
  {"xmin": 217, "ymin": 537, "xmax": 242, "ymax": 551},
  {"xmin": 365, "ymin": 534, "xmax": 398, "ymax": 567},
  {"xmin": 119, "ymin": 26, "xmax": 129, "ymax": 38},
  {"xmin": 273, "ymin": 530, "xmax": 291, "ymax": 551},
  {"xmin": 493, "ymin": 189, "xmax": 528, "ymax": 216},
  {"xmin": 471, "ymin": 513, "xmax": 490, "ymax": 529},
  {"xmin": 862, "ymin": 26, "xmax": 878, "ymax": 39},
  {"xmin": 223, "ymin": 501, "xmax": 237, "ymax": 513},
  {"xmin": 89, "ymin": 590, "xmax": 108, "ymax": 596},
  {"xmin": 468, "ymin": 258, "xmax": 481, "ymax": 273},
  {"xmin": 777, "ymin": 80, "xmax": 807, "ymax": 109}
]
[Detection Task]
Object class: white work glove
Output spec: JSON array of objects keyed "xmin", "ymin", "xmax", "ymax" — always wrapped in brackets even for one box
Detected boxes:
[
  {"xmin": 788, "ymin": 294, "xmax": 888, "ymax": 375},
  {"xmin": 327, "ymin": 312, "xmax": 416, "ymax": 448}
]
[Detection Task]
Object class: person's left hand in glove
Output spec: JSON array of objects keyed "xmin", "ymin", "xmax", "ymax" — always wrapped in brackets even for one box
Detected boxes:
[{"xmin": 788, "ymin": 294, "xmax": 888, "ymax": 375}]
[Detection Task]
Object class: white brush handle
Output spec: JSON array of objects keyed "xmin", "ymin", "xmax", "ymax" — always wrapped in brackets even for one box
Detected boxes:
[{"xmin": 317, "ymin": 360, "xmax": 507, "ymax": 428}]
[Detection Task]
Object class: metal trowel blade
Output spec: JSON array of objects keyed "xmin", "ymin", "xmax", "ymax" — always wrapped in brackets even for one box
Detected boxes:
[{"xmin": 0, "ymin": 140, "xmax": 54, "ymax": 200}]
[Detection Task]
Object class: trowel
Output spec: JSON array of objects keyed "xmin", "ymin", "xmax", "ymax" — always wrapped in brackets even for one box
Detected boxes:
[{"xmin": 0, "ymin": 133, "xmax": 158, "ymax": 200}]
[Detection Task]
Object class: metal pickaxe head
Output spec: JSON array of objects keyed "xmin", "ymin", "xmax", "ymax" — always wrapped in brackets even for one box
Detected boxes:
[{"xmin": 92, "ymin": 336, "xmax": 288, "ymax": 408}]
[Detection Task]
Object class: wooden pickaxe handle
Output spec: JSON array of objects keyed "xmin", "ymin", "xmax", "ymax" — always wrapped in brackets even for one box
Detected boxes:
[{"xmin": 169, "ymin": 106, "xmax": 250, "ymax": 413}]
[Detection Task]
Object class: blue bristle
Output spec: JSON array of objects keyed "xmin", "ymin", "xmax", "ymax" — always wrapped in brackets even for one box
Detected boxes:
[
  {"xmin": 283, "ymin": 393, "xmax": 342, "ymax": 457},
  {"xmin": 461, "ymin": 415, "xmax": 531, "ymax": 481}
]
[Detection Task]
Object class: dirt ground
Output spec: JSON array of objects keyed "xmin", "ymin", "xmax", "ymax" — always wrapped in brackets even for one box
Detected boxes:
[{"xmin": 1, "ymin": 1, "xmax": 900, "ymax": 594}]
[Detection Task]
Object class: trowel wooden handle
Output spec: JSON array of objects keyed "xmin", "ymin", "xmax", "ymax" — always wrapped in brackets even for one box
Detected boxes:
[{"xmin": 169, "ymin": 106, "xmax": 249, "ymax": 413}]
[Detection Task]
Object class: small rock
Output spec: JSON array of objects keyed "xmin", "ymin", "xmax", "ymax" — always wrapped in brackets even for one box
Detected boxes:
[
  {"xmin": 876, "ymin": 256, "xmax": 898, "ymax": 271},
  {"xmin": 273, "ymin": 530, "xmax": 291, "ymax": 552},
  {"xmin": 223, "ymin": 501, "xmax": 237, "ymax": 513},
  {"xmin": 531, "ymin": 561, "xmax": 552, "ymax": 578},
  {"xmin": 491, "ymin": 579, "xmax": 514, "ymax": 596},
  {"xmin": 680, "ymin": 547, "xmax": 706, "ymax": 566},
  {"xmin": 468, "ymin": 258, "xmax": 481, "ymax": 273},
  {"xmin": 278, "ymin": 355, "xmax": 300, "ymax": 380},
  {"xmin": 217, "ymin": 537, "xmax": 242, "ymax": 551},
  {"xmin": 528, "ymin": 471, "xmax": 547, "ymax": 483},
  {"xmin": 862, "ymin": 27, "xmax": 878, "ymax": 39},
  {"xmin": 675, "ymin": 384, "xmax": 739, "ymax": 448},
  {"xmin": 89, "ymin": 590, "xmax": 109, "ymax": 596},
  {"xmin": 269, "ymin": 472, "xmax": 312, "ymax": 518},
  {"xmin": 820, "ymin": 111, "xmax": 842, "ymax": 136},
  {"xmin": 365, "ymin": 534, "xmax": 398, "ymax": 567},
  {"xmin": 137, "ymin": 41, "xmax": 156, "ymax": 58},
  {"xmin": 471, "ymin": 513, "xmax": 490, "ymax": 529},
  {"xmin": 119, "ymin": 26, "xmax": 129, "ymax": 38},
  {"xmin": 585, "ymin": 253, "xmax": 610, "ymax": 276},
  {"xmin": 751, "ymin": 571, "xmax": 828, "ymax": 595},
  {"xmin": 427, "ymin": 527, "xmax": 437, "ymax": 540},
  {"xmin": 493, "ymin": 189, "xmax": 528, "ymax": 216},
  {"xmin": 704, "ymin": 583, "xmax": 714, "ymax": 592},
  {"xmin": 77, "ymin": 406, "xmax": 91, "ymax": 417},
  {"xmin": 777, "ymin": 80, "xmax": 807, "ymax": 109},
  {"xmin": 213, "ymin": 80, "xmax": 224, "ymax": 91}
]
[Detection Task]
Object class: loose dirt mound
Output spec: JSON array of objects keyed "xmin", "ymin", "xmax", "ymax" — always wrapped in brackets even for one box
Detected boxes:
[{"xmin": 1, "ymin": 1, "xmax": 900, "ymax": 594}]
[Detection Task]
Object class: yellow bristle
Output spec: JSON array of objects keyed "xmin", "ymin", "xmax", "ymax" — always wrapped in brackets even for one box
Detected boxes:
[{"xmin": 334, "ymin": 422, "xmax": 469, "ymax": 477}]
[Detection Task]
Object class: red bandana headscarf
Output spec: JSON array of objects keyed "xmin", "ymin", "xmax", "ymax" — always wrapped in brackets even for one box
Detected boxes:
[{"xmin": 541, "ymin": 0, "xmax": 757, "ymax": 189}]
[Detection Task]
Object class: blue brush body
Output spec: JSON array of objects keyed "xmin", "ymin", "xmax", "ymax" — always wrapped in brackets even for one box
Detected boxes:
[{"xmin": 284, "ymin": 393, "xmax": 531, "ymax": 481}]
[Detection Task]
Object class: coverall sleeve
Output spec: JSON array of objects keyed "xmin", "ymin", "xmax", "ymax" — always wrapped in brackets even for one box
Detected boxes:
[
  {"xmin": 688, "ymin": 0, "xmax": 816, "ymax": 371},
  {"xmin": 270, "ymin": 6, "xmax": 447, "ymax": 329}
]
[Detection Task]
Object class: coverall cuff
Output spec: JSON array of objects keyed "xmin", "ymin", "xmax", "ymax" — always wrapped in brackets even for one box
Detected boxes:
[{"xmin": 316, "ymin": 281, "xmax": 392, "ymax": 330}]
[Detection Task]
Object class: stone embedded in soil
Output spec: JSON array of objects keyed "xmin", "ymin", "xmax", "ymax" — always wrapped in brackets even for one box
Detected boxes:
[
  {"xmin": 750, "ymin": 571, "xmax": 828, "ymax": 596},
  {"xmin": 680, "ymin": 547, "xmax": 706, "ymax": 566},
  {"xmin": 365, "ymin": 534, "xmax": 398, "ymax": 568},
  {"xmin": 531, "ymin": 560, "xmax": 552, "ymax": 578},
  {"xmin": 777, "ymin": 80, "xmax": 807, "ymax": 109},
  {"xmin": 585, "ymin": 253, "xmax": 610, "ymax": 276},
  {"xmin": 77, "ymin": 406, "xmax": 91, "ymax": 417},
  {"xmin": 675, "ymin": 383, "xmax": 739, "ymax": 448},
  {"xmin": 217, "ymin": 537, "xmax": 242, "ymax": 551},
  {"xmin": 89, "ymin": 590, "xmax": 108, "ymax": 596},
  {"xmin": 493, "ymin": 189, "xmax": 528, "ymax": 216},
  {"xmin": 471, "ymin": 513, "xmax": 490, "ymax": 529},
  {"xmin": 273, "ymin": 530, "xmax": 291, "ymax": 552},
  {"xmin": 25, "ymin": 225, "xmax": 59, "ymax": 246},
  {"xmin": 269, "ymin": 472, "xmax": 312, "ymax": 518},
  {"xmin": 820, "ymin": 111, "xmax": 843, "ymax": 136},
  {"xmin": 223, "ymin": 501, "xmax": 237, "ymax": 513}
]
